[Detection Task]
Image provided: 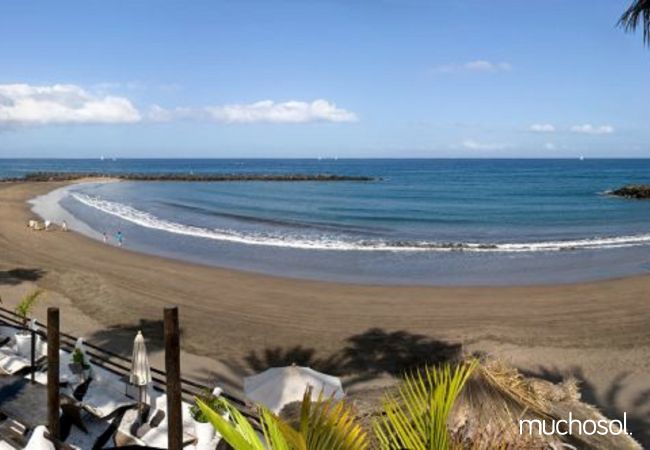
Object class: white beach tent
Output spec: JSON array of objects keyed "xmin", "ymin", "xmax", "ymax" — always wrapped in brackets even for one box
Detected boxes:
[{"xmin": 244, "ymin": 364, "xmax": 344, "ymax": 413}]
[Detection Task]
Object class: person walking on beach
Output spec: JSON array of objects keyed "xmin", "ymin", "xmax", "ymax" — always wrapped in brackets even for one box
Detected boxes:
[
  {"xmin": 102, "ymin": 232, "xmax": 108, "ymax": 243},
  {"xmin": 116, "ymin": 230, "xmax": 124, "ymax": 247},
  {"xmin": 61, "ymin": 220, "xmax": 68, "ymax": 232}
]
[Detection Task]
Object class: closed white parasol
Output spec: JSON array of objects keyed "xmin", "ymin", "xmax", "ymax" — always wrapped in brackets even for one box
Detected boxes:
[
  {"xmin": 130, "ymin": 331, "xmax": 152, "ymax": 408},
  {"xmin": 244, "ymin": 364, "xmax": 344, "ymax": 413}
]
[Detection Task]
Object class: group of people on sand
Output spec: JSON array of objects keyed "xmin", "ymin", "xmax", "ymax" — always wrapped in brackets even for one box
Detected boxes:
[
  {"xmin": 27, "ymin": 219, "xmax": 68, "ymax": 232},
  {"xmin": 102, "ymin": 230, "xmax": 125, "ymax": 247},
  {"xmin": 28, "ymin": 218, "xmax": 126, "ymax": 247}
]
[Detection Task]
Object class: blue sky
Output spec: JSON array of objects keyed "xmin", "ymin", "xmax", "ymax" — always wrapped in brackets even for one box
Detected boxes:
[{"xmin": 1, "ymin": 0, "xmax": 648, "ymax": 158}]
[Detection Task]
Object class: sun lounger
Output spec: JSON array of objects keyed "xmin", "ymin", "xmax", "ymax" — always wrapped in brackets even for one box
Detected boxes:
[
  {"xmin": 78, "ymin": 364, "xmax": 137, "ymax": 418},
  {"xmin": 118, "ymin": 391, "xmax": 197, "ymax": 449},
  {"xmin": 60, "ymin": 402, "xmax": 127, "ymax": 450},
  {"xmin": 23, "ymin": 426, "xmax": 81, "ymax": 450},
  {"xmin": 26, "ymin": 349, "xmax": 78, "ymax": 386},
  {"xmin": 0, "ymin": 336, "xmax": 46, "ymax": 375},
  {"xmin": 81, "ymin": 384, "xmax": 137, "ymax": 419},
  {"xmin": 0, "ymin": 327, "xmax": 17, "ymax": 344},
  {"xmin": 0, "ymin": 348, "xmax": 34, "ymax": 376},
  {"xmin": 22, "ymin": 426, "xmax": 54, "ymax": 450}
]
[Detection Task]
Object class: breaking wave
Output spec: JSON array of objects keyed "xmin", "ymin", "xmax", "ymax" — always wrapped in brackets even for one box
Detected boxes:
[{"xmin": 71, "ymin": 193, "xmax": 650, "ymax": 252}]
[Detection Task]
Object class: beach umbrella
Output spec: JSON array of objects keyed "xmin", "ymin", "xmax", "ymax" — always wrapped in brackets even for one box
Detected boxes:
[
  {"xmin": 130, "ymin": 331, "xmax": 152, "ymax": 411},
  {"xmin": 244, "ymin": 364, "xmax": 344, "ymax": 413}
]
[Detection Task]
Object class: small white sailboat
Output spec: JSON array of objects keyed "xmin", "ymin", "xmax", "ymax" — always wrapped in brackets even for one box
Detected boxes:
[{"xmin": 579, "ymin": 155, "xmax": 585, "ymax": 161}]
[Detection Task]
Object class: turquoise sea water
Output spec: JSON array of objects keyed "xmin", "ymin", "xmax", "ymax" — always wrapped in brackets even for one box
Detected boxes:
[{"xmin": 5, "ymin": 158, "xmax": 650, "ymax": 284}]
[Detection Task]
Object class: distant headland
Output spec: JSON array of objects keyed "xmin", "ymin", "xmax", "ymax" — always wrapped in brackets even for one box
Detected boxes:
[{"xmin": 3, "ymin": 172, "xmax": 376, "ymax": 183}]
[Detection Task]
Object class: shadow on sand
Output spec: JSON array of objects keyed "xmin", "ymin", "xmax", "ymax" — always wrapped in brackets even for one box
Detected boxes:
[
  {"xmin": 0, "ymin": 268, "xmax": 46, "ymax": 286},
  {"xmin": 189, "ymin": 328, "xmax": 461, "ymax": 399},
  {"xmin": 85, "ymin": 318, "xmax": 170, "ymax": 356},
  {"xmin": 243, "ymin": 328, "xmax": 462, "ymax": 379}
]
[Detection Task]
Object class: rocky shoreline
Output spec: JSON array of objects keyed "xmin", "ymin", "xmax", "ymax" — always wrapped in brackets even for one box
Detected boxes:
[
  {"xmin": 610, "ymin": 185, "xmax": 650, "ymax": 199},
  {"xmin": 3, "ymin": 171, "xmax": 376, "ymax": 183}
]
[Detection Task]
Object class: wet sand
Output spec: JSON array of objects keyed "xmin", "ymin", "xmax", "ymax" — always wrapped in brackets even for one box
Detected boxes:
[{"xmin": 0, "ymin": 181, "xmax": 649, "ymax": 444}]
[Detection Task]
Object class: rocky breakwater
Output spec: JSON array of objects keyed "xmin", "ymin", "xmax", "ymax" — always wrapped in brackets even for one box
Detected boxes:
[
  {"xmin": 610, "ymin": 184, "xmax": 650, "ymax": 199},
  {"xmin": 7, "ymin": 172, "xmax": 377, "ymax": 183}
]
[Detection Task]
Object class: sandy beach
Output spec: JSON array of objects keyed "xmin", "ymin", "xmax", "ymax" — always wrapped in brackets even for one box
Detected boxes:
[{"xmin": 1, "ymin": 181, "xmax": 649, "ymax": 444}]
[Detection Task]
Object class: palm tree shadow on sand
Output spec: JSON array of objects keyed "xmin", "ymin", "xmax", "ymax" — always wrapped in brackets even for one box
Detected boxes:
[{"xmin": 243, "ymin": 328, "xmax": 462, "ymax": 381}]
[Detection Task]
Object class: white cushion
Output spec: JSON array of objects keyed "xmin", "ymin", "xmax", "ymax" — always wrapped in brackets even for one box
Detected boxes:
[{"xmin": 23, "ymin": 426, "xmax": 55, "ymax": 450}]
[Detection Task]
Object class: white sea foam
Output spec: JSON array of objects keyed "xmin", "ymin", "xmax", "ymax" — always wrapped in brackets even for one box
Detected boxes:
[{"xmin": 70, "ymin": 192, "xmax": 650, "ymax": 253}]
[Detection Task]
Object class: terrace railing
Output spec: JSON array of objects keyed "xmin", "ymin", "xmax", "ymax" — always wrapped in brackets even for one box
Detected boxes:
[{"xmin": 0, "ymin": 305, "xmax": 259, "ymax": 424}]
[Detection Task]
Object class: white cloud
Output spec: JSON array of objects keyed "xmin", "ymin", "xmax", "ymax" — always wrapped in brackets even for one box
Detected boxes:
[
  {"xmin": 146, "ymin": 104, "xmax": 196, "ymax": 122},
  {"xmin": 205, "ymin": 99, "xmax": 358, "ymax": 124},
  {"xmin": 570, "ymin": 124, "xmax": 614, "ymax": 135},
  {"xmin": 461, "ymin": 139, "xmax": 508, "ymax": 150},
  {"xmin": 544, "ymin": 142, "xmax": 556, "ymax": 150},
  {"xmin": 0, "ymin": 84, "xmax": 358, "ymax": 127},
  {"xmin": 0, "ymin": 84, "xmax": 141, "ymax": 124},
  {"xmin": 465, "ymin": 60, "xmax": 512, "ymax": 72},
  {"xmin": 530, "ymin": 123, "xmax": 555, "ymax": 133},
  {"xmin": 433, "ymin": 60, "xmax": 512, "ymax": 74}
]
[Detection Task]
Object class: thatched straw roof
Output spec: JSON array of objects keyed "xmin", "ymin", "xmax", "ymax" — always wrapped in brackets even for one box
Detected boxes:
[
  {"xmin": 449, "ymin": 360, "xmax": 642, "ymax": 449},
  {"xmin": 279, "ymin": 359, "xmax": 642, "ymax": 449}
]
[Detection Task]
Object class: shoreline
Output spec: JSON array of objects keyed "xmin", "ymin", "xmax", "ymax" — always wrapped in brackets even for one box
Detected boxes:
[
  {"xmin": 28, "ymin": 179, "xmax": 650, "ymax": 286},
  {"xmin": 1, "ymin": 181, "xmax": 649, "ymax": 442}
]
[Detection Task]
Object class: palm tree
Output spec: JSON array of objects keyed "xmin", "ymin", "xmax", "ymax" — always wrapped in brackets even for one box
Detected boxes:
[
  {"xmin": 15, "ymin": 289, "xmax": 44, "ymax": 328},
  {"xmin": 619, "ymin": 0, "xmax": 650, "ymax": 46}
]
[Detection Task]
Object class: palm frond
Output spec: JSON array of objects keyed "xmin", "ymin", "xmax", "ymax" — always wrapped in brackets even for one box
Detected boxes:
[
  {"xmin": 197, "ymin": 388, "xmax": 368, "ymax": 450},
  {"xmin": 260, "ymin": 408, "xmax": 293, "ymax": 450},
  {"xmin": 15, "ymin": 289, "xmax": 44, "ymax": 326},
  {"xmin": 619, "ymin": 0, "xmax": 650, "ymax": 46},
  {"xmin": 196, "ymin": 398, "xmax": 265, "ymax": 450},
  {"xmin": 374, "ymin": 360, "xmax": 477, "ymax": 450},
  {"xmin": 280, "ymin": 388, "xmax": 368, "ymax": 450}
]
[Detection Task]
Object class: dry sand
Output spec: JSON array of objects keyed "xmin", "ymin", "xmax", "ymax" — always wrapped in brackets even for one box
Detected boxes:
[{"xmin": 0, "ymin": 181, "xmax": 648, "ymax": 444}]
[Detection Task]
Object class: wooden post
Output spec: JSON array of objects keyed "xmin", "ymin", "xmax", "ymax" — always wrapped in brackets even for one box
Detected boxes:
[
  {"xmin": 47, "ymin": 307, "xmax": 60, "ymax": 440},
  {"xmin": 164, "ymin": 307, "xmax": 182, "ymax": 450},
  {"xmin": 30, "ymin": 327, "xmax": 36, "ymax": 383}
]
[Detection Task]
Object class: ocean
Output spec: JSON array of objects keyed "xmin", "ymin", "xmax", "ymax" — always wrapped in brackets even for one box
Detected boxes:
[{"xmin": 4, "ymin": 158, "xmax": 650, "ymax": 285}]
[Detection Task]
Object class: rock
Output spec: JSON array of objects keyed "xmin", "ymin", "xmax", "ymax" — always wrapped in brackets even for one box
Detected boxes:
[{"xmin": 610, "ymin": 185, "xmax": 650, "ymax": 199}]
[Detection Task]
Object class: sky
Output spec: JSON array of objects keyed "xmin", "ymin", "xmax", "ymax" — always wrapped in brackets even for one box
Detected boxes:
[{"xmin": 0, "ymin": 0, "xmax": 649, "ymax": 158}]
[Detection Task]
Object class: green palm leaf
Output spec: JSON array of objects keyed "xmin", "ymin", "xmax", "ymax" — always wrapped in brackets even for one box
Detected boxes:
[
  {"xmin": 374, "ymin": 360, "xmax": 477, "ymax": 450},
  {"xmin": 196, "ymin": 398, "xmax": 266, "ymax": 450},
  {"xmin": 196, "ymin": 387, "xmax": 368, "ymax": 450},
  {"xmin": 15, "ymin": 289, "xmax": 44, "ymax": 327}
]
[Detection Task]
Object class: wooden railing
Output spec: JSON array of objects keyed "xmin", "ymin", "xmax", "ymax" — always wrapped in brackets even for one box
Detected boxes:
[{"xmin": 0, "ymin": 306, "xmax": 259, "ymax": 425}]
